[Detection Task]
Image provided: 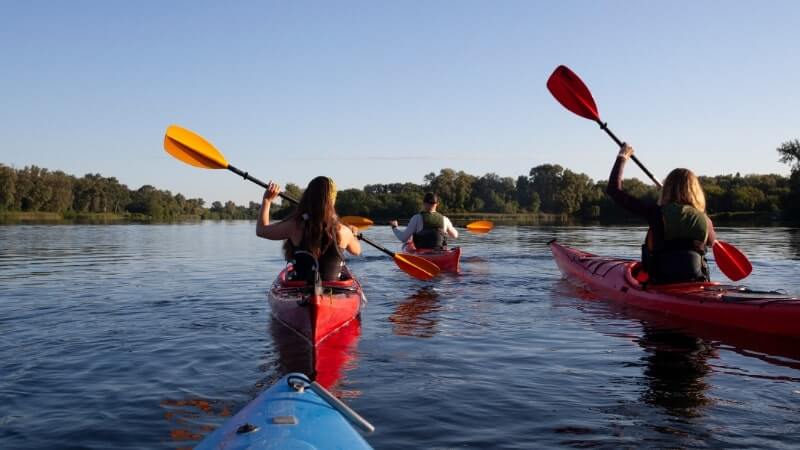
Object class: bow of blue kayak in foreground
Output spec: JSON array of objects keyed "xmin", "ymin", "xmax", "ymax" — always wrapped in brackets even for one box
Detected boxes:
[{"xmin": 195, "ymin": 373, "xmax": 374, "ymax": 449}]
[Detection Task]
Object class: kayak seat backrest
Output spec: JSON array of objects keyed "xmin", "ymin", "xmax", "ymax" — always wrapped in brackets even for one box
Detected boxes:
[
  {"xmin": 281, "ymin": 262, "xmax": 355, "ymax": 289},
  {"xmin": 624, "ymin": 261, "xmax": 645, "ymax": 288},
  {"xmin": 288, "ymin": 251, "xmax": 320, "ymax": 285}
]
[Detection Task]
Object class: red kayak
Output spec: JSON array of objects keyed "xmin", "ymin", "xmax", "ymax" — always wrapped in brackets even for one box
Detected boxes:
[
  {"xmin": 268, "ymin": 265, "xmax": 365, "ymax": 346},
  {"xmin": 550, "ymin": 240, "xmax": 800, "ymax": 338},
  {"xmin": 402, "ymin": 243, "xmax": 461, "ymax": 273}
]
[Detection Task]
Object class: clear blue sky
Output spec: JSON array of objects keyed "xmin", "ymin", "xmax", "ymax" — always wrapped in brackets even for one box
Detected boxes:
[{"xmin": 2, "ymin": 1, "xmax": 798, "ymax": 205}]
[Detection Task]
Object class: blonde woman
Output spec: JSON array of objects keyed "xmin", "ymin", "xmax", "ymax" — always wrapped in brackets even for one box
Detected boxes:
[
  {"xmin": 606, "ymin": 144, "xmax": 717, "ymax": 284},
  {"xmin": 256, "ymin": 176, "xmax": 361, "ymax": 282}
]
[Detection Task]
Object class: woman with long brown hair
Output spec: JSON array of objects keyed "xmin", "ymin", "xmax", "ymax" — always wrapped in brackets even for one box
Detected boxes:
[
  {"xmin": 607, "ymin": 144, "xmax": 717, "ymax": 284},
  {"xmin": 256, "ymin": 176, "xmax": 361, "ymax": 281}
]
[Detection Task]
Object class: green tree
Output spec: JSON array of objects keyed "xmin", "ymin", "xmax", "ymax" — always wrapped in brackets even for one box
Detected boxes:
[
  {"xmin": 471, "ymin": 173, "xmax": 517, "ymax": 213},
  {"xmin": 777, "ymin": 139, "xmax": 800, "ymax": 172},
  {"xmin": 43, "ymin": 171, "xmax": 74, "ymax": 212},
  {"xmin": 528, "ymin": 164, "xmax": 564, "ymax": 213},
  {"xmin": 16, "ymin": 166, "xmax": 52, "ymax": 211},
  {"xmin": 0, "ymin": 164, "xmax": 18, "ymax": 211},
  {"xmin": 424, "ymin": 169, "xmax": 476, "ymax": 212},
  {"xmin": 730, "ymin": 186, "xmax": 765, "ymax": 211}
]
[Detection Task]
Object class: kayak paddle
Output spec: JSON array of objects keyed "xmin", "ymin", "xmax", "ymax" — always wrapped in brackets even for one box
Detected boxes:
[
  {"xmin": 713, "ymin": 240, "xmax": 752, "ymax": 282},
  {"xmin": 164, "ymin": 124, "xmax": 440, "ymax": 281},
  {"xmin": 547, "ymin": 65, "xmax": 753, "ymax": 281},
  {"xmin": 546, "ymin": 65, "xmax": 662, "ymax": 188},
  {"xmin": 339, "ymin": 216, "xmax": 374, "ymax": 230},
  {"xmin": 465, "ymin": 220, "xmax": 494, "ymax": 233}
]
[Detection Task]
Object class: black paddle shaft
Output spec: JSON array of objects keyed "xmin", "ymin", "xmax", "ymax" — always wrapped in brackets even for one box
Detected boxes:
[
  {"xmin": 227, "ymin": 164, "xmax": 298, "ymax": 205},
  {"xmin": 597, "ymin": 121, "xmax": 662, "ymax": 188},
  {"xmin": 227, "ymin": 164, "xmax": 394, "ymax": 256},
  {"xmin": 358, "ymin": 234, "xmax": 395, "ymax": 258}
]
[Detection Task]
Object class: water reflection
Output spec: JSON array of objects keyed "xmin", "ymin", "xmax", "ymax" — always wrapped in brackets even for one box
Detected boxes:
[
  {"xmin": 159, "ymin": 320, "xmax": 362, "ymax": 449},
  {"xmin": 160, "ymin": 397, "xmax": 233, "ymax": 449},
  {"xmin": 271, "ymin": 318, "xmax": 362, "ymax": 390},
  {"xmin": 636, "ymin": 327, "xmax": 714, "ymax": 418},
  {"xmin": 389, "ymin": 287, "xmax": 441, "ymax": 338},
  {"xmin": 789, "ymin": 228, "xmax": 800, "ymax": 260},
  {"xmin": 554, "ymin": 279, "xmax": 800, "ymax": 368}
]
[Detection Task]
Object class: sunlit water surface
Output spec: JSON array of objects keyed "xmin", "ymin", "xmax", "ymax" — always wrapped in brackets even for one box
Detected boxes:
[{"xmin": 2, "ymin": 223, "xmax": 799, "ymax": 449}]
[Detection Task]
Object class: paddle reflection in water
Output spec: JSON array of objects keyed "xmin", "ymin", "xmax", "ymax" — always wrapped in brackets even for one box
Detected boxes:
[
  {"xmin": 161, "ymin": 382, "xmax": 270, "ymax": 450},
  {"xmin": 160, "ymin": 397, "xmax": 233, "ymax": 447},
  {"xmin": 270, "ymin": 318, "xmax": 362, "ymax": 391},
  {"xmin": 389, "ymin": 287, "xmax": 442, "ymax": 338}
]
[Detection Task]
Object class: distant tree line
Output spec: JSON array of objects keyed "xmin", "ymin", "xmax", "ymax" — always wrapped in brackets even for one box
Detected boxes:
[
  {"xmin": 330, "ymin": 166, "xmax": 796, "ymax": 222},
  {"xmin": 2, "ymin": 139, "xmax": 799, "ymax": 222},
  {"xmin": 0, "ymin": 165, "xmax": 260, "ymax": 220}
]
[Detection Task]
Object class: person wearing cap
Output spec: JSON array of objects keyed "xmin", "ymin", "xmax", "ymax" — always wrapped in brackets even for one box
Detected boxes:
[
  {"xmin": 256, "ymin": 176, "xmax": 361, "ymax": 281},
  {"xmin": 389, "ymin": 192, "xmax": 458, "ymax": 249}
]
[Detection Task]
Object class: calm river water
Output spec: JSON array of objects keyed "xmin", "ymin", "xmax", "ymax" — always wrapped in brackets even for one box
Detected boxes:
[{"xmin": 2, "ymin": 223, "xmax": 799, "ymax": 449}]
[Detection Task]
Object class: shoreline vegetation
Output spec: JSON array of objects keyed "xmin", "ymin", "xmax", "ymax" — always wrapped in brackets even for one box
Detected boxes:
[
  {"xmin": 0, "ymin": 207, "xmax": 788, "ymax": 227},
  {"xmin": 2, "ymin": 139, "xmax": 799, "ymax": 226}
]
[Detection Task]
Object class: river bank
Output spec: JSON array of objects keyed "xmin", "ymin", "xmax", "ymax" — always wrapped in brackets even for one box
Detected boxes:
[
  {"xmin": 0, "ymin": 211, "xmax": 201, "ymax": 224},
  {"xmin": 0, "ymin": 210, "xmax": 793, "ymax": 227}
]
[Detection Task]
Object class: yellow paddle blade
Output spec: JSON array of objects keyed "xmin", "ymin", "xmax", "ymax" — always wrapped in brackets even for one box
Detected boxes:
[
  {"xmin": 164, "ymin": 125, "xmax": 229, "ymax": 169},
  {"xmin": 466, "ymin": 220, "xmax": 494, "ymax": 233},
  {"xmin": 340, "ymin": 216, "xmax": 374, "ymax": 230},
  {"xmin": 395, "ymin": 253, "xmax": 440, "ymax": 281}
]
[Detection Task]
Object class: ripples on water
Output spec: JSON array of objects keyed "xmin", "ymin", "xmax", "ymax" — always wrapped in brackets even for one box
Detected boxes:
[{"xmin": 1, "ymin": 222, "xmax": 799, "ymax": 449}]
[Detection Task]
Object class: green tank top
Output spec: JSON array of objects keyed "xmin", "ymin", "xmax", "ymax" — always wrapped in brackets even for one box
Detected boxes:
[{"xmin": 661, "ymin": 203, "xmax": 708, "ymax": 243}]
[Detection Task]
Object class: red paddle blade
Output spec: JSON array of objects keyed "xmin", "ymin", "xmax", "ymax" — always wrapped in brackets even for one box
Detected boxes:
[
  {"xmin": 546, "ymin": 65, "xmax": 601, "ymax": 122},
  {"xmin": 713, "ymin": 240, "xmax": 752, "ymax": 281}
]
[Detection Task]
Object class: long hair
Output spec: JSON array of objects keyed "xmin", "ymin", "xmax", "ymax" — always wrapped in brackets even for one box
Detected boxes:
[
  {"xmin": 283, "ymin": 176, "xmax": 340, "ymax": 260},
  {"xmin": 659, "ymin": 168, "xmax": 706, "ymax": 212}
]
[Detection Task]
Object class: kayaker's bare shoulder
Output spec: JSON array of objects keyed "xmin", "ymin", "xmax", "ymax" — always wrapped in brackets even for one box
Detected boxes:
[{"xmin": 337, "ymin": 222, "xmax": 361, "ymax": 256}]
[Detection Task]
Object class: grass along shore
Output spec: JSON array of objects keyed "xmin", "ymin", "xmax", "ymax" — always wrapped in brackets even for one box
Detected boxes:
[
  {"xmin": 0, "ymin": 210, "xmax": 788, "ymax": 226},
  {"xmin": 0, "ymin": 211, "xmax": 201, "ymax": 223}
]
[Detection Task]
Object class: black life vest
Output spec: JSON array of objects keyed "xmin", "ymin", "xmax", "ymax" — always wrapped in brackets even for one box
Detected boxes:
[
  {"xmin": 642, "ymin": 203, "xmax": 710, "ymax": 284},
  {"xmin": 412, "ymin": 211, "xmax": 447, "ymax": 249},
  {"xmin": 287, "ymin": 228, "xmax": 344, "ymax": 282}
]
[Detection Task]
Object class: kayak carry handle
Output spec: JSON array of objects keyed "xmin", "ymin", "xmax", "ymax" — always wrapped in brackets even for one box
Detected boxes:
[
  {"xmin": 286, "ymin": 373, "xmax": 375, "ymax": 434},
  {"xmin": 309, "ymin": 381, "xmax": 376, "ymax": 434}
]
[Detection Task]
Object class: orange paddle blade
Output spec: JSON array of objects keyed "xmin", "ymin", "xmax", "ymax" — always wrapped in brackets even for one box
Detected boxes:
[
  {"xmin": 340, "ymin": 216, "xmax": 374, "ymax": 230},
  {"xmin": 466, "ymin": 220, "xmax": 494, "ymax": 233},
  {"xmin": 164, "ymin": 125, "xmax": 229, "ymax": 169},
  {"xmin": 713, "ymin": 240, "xmax": 752, "ymax": 281},
  {"xmin": 394, "ymin": 253, "xmax": 440, "ymax": 281}
]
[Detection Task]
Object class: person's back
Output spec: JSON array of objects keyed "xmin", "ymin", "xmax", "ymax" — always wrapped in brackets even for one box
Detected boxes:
[
  {"xmin": 607, "ymin": 144, "xmax": 715, "ymax": 284},
  {"xmin": 644, "ymin": 202, "xmax": 709, "ymax": 283},
  {"xmin": 286, "ymin": 225, "xmax": 344, "ymax": 282},
  {"xmin": 412, "ymin": 210, "xmax": 448, "ymax": 249},
  {"xmin": 255, "ymin": 176, "xmax": 361, "ymax": 283},
  {"xmin": 390, "ymin": 193, "xmax": 458, "ymax": 250}
]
